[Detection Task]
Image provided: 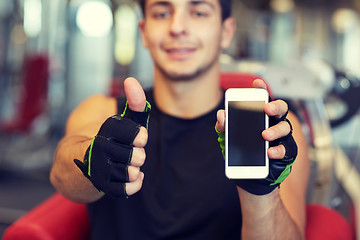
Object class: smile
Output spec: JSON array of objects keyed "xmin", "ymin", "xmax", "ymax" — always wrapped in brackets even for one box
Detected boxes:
[
  {"xmin": 165, "ymin": 47, "xmax": 196, "ymax": 60},
  {"xmin": 166, "ymin": 48, "xmax": 195, "ymax": 53}
]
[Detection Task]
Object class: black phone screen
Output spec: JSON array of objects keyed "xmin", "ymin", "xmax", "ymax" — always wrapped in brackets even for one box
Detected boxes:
[{"xmin": 227, "ymin": 101, "xmax": 266, "ymax": 166}]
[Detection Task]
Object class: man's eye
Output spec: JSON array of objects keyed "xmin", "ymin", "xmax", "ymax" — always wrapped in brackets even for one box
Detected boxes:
[
  {"xmin": 191, "ymin": 11, "xmax": 208, "ymax": 18},
  {"xmin": 153, "ymin": 11, "xmax": 170, "ymax": 19}
]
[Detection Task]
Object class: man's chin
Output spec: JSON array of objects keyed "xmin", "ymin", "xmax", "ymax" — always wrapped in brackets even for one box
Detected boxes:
[
  {"xmin": 159, "ymin": 67, "xmax": 206, "ymax": 82},
  {"xmin": 167, "ymin": 73, "xmax": 198, "ymax": 82},
  {"xmin": 155, "ymin": 56, "xmax": 217, "ymax": 82}
]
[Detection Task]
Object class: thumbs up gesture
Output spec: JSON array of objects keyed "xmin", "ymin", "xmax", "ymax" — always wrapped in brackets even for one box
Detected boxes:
[{"xmin": 74, "ymin": 77, "xmax": 151, "ymax": 198}]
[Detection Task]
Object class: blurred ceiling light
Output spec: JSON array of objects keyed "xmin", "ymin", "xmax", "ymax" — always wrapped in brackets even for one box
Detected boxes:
[
  {"xmin": 114, "ymin": 4, "xmax": 136, "ymax": 65},
  {"xmin": 270, "ymin": 0, "xmax": 295, "ymax": 13},
  {"xmin": 332, "ymin": 8, "xmax": 358, "ymax": 33},
  {"xmin": 24, "ymin": 0, "xmax": 42, "ymax": 37},
  {"xmin": 76, "ymin": 1, "xmax": 113, "ymax": 37}
]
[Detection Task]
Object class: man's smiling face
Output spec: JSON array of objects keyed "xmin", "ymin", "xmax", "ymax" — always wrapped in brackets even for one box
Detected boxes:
[{"xmin": 139, "ymin": 0, "xmax": 233, "ymax": 81}]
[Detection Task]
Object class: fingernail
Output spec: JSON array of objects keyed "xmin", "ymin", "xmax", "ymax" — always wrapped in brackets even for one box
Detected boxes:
[
  {"xmin": 266, "ymin": 128, "xmax": 274, "ymax": 138},
  {"xmin": 268, "ymin": 102, "xmax": 276, "ymax": 112},
  {"xmin": 268, "ymin": 147, "xmax": 278, "ymax": 156}
]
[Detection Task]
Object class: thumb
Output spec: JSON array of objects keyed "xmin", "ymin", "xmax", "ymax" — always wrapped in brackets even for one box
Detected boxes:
[
  {"xmin": 252, "ymin": 78, "xmax": 268, "ymax": 90},
  {"xmin": 124, "ymin": 77, "xmax": 146, "ymax": 112},
  {"xmin": 215, "ymin": 110, "xmax": 225, "ymax": 133}
]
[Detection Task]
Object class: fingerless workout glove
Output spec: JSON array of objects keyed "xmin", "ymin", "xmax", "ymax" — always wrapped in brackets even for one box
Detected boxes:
[
  {"xmin": 216, "ymin": 111, "xmax": 297, "ymax": 196},
  {"xmin": 74, "ymin": 101, "xmax": 151, "ymax": 198}
]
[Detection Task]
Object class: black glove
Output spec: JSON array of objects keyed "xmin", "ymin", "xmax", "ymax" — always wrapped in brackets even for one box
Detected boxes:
[
  {"xmin": 216, "ymin": 110, "xmax": 298, "ymax": 195},
  {"xmin": 74, "ymin": 101, "xmax": 151, "ymax": 198}
]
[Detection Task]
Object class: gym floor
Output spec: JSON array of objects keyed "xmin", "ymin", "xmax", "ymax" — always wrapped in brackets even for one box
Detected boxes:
[
  {"xmin": 0, "ymin": 168, "xmax": 56, "ymax": 238},
  {"xmin": 0, "ymin": 131, "xmax": 59, "ymax": 238}
]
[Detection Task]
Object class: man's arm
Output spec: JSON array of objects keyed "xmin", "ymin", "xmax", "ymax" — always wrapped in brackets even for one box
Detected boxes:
[
  {"xmin": 239, "ymin": 112, "xmax": 309, "ymax": 240},
  {"xmin": 50, "ymin": 94, "xmax": 117, "ymax": 203},
  {"xmin": 216, "ymin": 78, "xmax": 310, "ymax": 239},
  {"xmin": 50, "ymin": 78, "xmax": 149, "ymax": 203}
]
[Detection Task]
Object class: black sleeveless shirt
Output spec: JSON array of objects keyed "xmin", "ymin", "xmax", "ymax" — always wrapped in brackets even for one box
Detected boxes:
[{"xmin": 88, "ymin": 89, "xmax": 242, "ymax": 239}]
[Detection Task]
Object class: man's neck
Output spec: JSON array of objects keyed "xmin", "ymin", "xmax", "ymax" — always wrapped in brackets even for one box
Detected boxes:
[{"xmin": 153, "ymin": 67, "xmax": 223, "ymax": 119}]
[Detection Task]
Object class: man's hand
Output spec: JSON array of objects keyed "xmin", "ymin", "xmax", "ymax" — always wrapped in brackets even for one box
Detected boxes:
[
  {"xmin": 215, "ymin": 79, "xmax": 297, "ymax": 195},
  {"xmin": 74, "ymin": 77, "xmax": 150, "ymax": 198}
]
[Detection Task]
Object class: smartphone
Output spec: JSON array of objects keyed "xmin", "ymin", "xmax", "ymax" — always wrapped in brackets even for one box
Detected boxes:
[{"xmin": 225, "ymin": 88, "xmax": 269, "ymax": 179}]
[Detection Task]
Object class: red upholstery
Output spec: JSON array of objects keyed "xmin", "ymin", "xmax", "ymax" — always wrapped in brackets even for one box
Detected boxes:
[
  {"xmin": 3, "ymin": 194, "xmax": 90, "ymax": 240},
  {"xmin": 219, "ymin": 72, "xmax": 273, "ymax": 97},
  {"xmin": 306, "ymin": 204, "xmax": 355, "ymax": 240}
]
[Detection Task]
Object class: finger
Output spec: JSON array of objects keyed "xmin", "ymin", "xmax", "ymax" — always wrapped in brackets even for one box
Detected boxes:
[
  {"xmin": 127, "ymin": 166, "xmax": 141, "ymax": 182},
  {"xmin": 124, "ymin": 77, "xmax": 146, "ymax": 112},
  {"xmin": 267, "ymin": 145, "xmax": 286, "ymax": 159},
  {"xmin": 98, "ymin": 116, "xmax": 141, "ymax": 144},
  {"xmin": 262, "ymin": 120, "xmax": 291, "ymax": 141},
  {"xmin": 125, "ymin": 172, "xmax": 145, "ymax": 196},
  {"xmin": 130, "ymin": 147, "xmax": 146, "ymax": 167},
  {"xmin": 133, "ymin": 126, "xmax": 148, "ymax": 147},
  {"xmin": 264, "ymin": 100, "xmax": 288, "ymax": 119},
  {"xmin": 252, "ymin": 78, "xmax": 268, "ymax": 90},
  {"xmin": 215, "ymin": 110, "xmax": 225, "ymax": 132}
]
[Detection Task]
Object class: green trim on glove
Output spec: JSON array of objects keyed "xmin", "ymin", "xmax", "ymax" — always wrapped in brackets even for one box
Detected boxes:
[
  {"xmin": 270, "ymin": 161, "xmax": 295, "ymax": 186},
  {"xmin": 215, "ymin": 123, "xmax": 296, "ymax": 195},
  {"xmin": 74, "ymin": 99, "xmax": 152, "ymax": 198},
  {"xmin": 215, "ymin": 126, "xmax": 225, "ymax": 158},
  {"xmin": 87, "ymin": 137, "xmax": 96, "ymax": 177},
  {"xmin": 120, "ymin": 102, "xmax": 128, "ymax": 117},
  {"xmin": 120, "ymin": 101, "xmax": 151, "ymax": 129}
]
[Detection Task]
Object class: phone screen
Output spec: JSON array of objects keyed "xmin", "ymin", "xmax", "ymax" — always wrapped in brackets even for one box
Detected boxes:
[{"xmin": 227, "ymin": 101, "xmax": 266, "ymax": 166}]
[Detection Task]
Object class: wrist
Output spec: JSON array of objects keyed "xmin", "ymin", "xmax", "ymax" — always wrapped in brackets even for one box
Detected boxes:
[
  {"xmin": 238, "ymin": 187, "xmax": 281, "ymax": 228},
  {"xmin": 238, "ymin": 186, "xmax": 280, "ymax": 203}
]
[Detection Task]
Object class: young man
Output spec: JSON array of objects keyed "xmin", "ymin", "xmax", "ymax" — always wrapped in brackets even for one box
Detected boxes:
[{"xmin": 50, "ymin": 0, "xmax": 309, "ymax": 239}]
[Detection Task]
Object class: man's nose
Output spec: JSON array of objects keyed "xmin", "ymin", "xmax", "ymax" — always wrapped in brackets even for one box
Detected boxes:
[{"xmin": 169, "ymin": 12, "xmax": 188, "ymax": 36}]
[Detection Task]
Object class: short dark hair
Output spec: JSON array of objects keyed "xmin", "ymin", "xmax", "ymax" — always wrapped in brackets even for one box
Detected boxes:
[{"xmin": 138, "ymin": 0, "xmax": 232, "ymax": 21}]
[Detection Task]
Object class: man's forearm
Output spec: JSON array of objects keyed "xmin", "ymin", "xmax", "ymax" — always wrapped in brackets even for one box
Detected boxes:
[
  {"xmin": 238, "ymin": 188, "xmax": 304, "ymax": 240},
  {"xmin": 50, "ymin": 135, "xmax": 103, "ymax": 203}
]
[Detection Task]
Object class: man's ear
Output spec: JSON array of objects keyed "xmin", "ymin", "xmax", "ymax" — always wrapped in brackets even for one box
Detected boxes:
[
  {"xmin": 220, "ymin": 17, "xmax": 236, "ymax": 49},
  {"xmin": 138, "ymin": 20, "xmax": 149, "ymax": 48}
]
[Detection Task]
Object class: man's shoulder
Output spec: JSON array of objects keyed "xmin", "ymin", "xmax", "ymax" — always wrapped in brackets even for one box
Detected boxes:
[
  {"xmin": 67, "ymin": 94, "xmax": 117, "ymax": 133},
  {"xmin": 82, "ymin": 94, "xmax": 117, "ymax": 113},
  {"xmin": 87, "ymin": 93, "xmax": 114, "ymax": 102}
]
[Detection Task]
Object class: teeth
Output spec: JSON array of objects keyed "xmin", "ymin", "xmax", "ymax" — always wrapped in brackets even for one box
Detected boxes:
[{"xmin": 168, "ymin": 49, "xmax": 190, "ymax": 53}]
